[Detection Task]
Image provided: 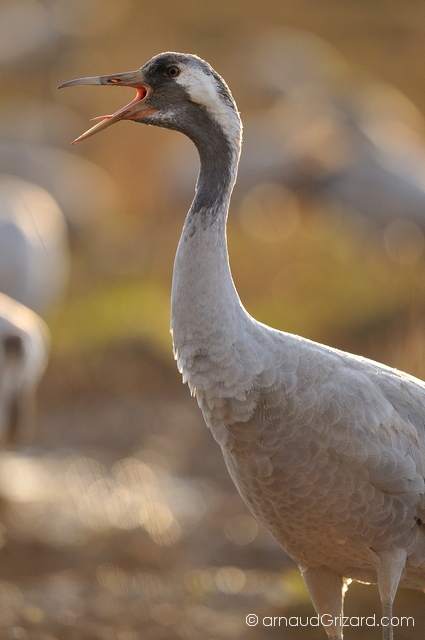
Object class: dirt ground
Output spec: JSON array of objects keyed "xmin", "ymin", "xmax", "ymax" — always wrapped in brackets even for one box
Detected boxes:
[{"xmin": 0, "ymin": 340, "xmax": 423, "ymax": 640}]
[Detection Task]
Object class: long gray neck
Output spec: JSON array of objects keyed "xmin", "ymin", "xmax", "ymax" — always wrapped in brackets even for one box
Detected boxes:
[
  {"xmin": 179, "ymin": 104, "xmax": 241, "ymax": 238},
  {"xmin": 170, "ymin": 106, "xmax": 246, "ymax": 373}
]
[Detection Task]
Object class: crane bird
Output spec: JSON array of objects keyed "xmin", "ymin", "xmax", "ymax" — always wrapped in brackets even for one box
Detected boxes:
[
  {"xmin": 60, "ymin": 53, "xmax": 425, "ymax": 640},
  {"xmin": 0, "ymin": 174, "xmax": 69, "ymax": 314},
  {"xmin": 0, "ymin": 292, "xmax": 50, "ymax": 445}
]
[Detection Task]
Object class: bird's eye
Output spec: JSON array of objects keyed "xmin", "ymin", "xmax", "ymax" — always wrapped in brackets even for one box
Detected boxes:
[{"xmin": 166, "ymin": 66, "xmax": 180, "ymax": 78}]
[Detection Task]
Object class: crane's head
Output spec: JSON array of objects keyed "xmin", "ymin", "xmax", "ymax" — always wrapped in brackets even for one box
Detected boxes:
[{"xmin": 58, "ymin": 52, "xmax": 242, "ymax": 150}]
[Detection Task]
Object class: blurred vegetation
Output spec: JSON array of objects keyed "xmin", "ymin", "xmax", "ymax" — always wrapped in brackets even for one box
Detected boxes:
[{"xmin": 49, "ymin": 278, "xmax": 172, "ymax": 355}]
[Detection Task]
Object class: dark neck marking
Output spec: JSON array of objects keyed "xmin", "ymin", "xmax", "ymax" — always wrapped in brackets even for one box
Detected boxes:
[
  {"xmin": 176, "ymin": 103, "xmax": 238, "ymax": 240},
  {"xmin": 148, "ymin": 100, "xmax": 237, "ymax": 236},
  {"xmin": 188, "ymin": 105, "xmax": 236, "ymax": 222}
]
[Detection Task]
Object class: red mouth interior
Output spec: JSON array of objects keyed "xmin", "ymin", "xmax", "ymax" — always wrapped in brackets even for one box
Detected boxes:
[{"xmin": 91, "ymin": 86, "xmax": 148, "ymax": 121}]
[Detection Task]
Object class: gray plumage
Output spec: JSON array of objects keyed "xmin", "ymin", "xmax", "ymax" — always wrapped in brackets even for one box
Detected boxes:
[
  {"xmin": 61, "ymin": 52, "xmax": 425, "ymax": 640},
  {"xmin": 0, "ymin": 174, "xmax": 69, "ymax": 314}
]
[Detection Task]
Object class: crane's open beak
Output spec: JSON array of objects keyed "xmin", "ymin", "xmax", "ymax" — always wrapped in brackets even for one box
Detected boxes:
[{"xmin": 58, "ymin": 70, "xmax": 155, "ymax": 144}]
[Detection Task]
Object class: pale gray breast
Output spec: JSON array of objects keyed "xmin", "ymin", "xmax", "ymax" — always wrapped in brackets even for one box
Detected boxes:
[{"xmin": 199, "ymin": 332, "xmax": 425, "ymax": 568}]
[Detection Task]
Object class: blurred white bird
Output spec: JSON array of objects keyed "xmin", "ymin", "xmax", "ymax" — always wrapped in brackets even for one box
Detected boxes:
[
  {"xmin": 0, "ymin": 292, "xmax": 50, "ymax": 444},
  {"xmin": 0, "ymin": 174, "xmax": 69, "ymax": 314}
]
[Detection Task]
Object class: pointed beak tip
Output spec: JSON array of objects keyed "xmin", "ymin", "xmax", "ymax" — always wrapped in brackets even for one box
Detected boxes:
[
  {"xmin": 57, "ymin": 80, "xmax": 70, "ymax": 89},
  {"xmin": 57, "ymin": 80, "xmax": 75, "ymax": 90}
]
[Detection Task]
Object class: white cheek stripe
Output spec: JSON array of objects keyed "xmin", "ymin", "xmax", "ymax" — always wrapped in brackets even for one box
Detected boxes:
[{"xmin": 175, "ymin": 68, "xmax": 241, "ymax": 146}]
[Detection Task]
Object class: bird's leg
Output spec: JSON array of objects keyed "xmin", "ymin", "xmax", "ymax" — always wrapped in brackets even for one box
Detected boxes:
[
  {"xmin": 301, "ymin": 566, "xmax": 348, "ymax": 640},
  {"xmin": 374, "ymin": 548, "xmax": 406, "ymax": 640},
  {"xmin": 6, "ymin": 386, "xmax": 36, "ymax": 445}
]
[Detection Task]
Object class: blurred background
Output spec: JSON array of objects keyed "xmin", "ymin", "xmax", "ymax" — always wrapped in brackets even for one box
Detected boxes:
[{"xmin": 1, "ymin": 0, "xmax": 425, "ymax": 638}]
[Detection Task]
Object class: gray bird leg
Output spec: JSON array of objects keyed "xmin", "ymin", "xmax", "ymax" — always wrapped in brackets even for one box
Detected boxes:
[
  {"xmin": 5, "ymin": 386, "xmax": 36, "ymax": 446},
  {"xmin": 374, "ymin": 548, "xmax": 406, "ymax": 640},
  {"xmin": 301, "ymin": 566, "xmax": 348, "ymax": 640}
]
